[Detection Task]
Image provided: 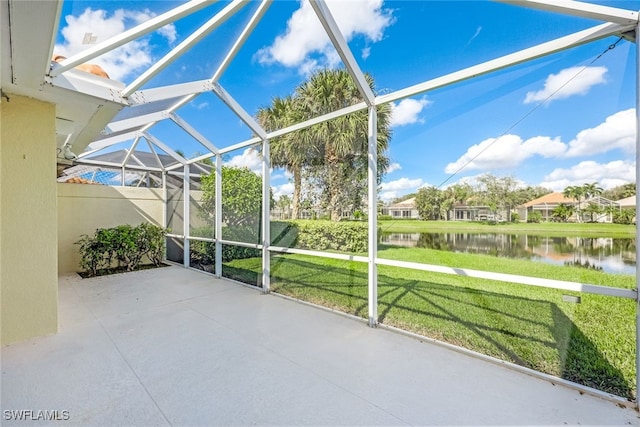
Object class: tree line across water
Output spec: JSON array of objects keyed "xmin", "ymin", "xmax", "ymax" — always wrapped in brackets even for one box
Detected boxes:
[{"xmin": 410, "ymin": 178, "xmax": 636, "ymax": 224}]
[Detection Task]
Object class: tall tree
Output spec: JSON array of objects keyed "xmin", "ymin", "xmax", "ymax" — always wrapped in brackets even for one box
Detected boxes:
[
  {"xmin": 294, "ymin": 69, "xmax": 392, "ymax": 221},
  {"xmin": 256, "ymin": 95, "xmax": 314, "ymax": 219},
  {"xmin": 603, "ymin": 182, "xmax": 636, "ymax": 201},
  {"xmin": 416, "ymin": 186, "xmax": 445, "ymax": 220},
  {"xmin": 563, "ymin": 185, "xmax": 586, "ymax": 222},
  {"xmin": 582, "ymin": 182, "xmax": 603, "ymax": 200},
  {"xmin": 442, "ymin": 183, "xmax": 473, "ymax": 220},
  {"xmin": 476, "ymin": 174, "xmax": 519, "ymax": 221},
  {"xmin": 200, "ymin": 166, "xmax": 265, "ymax": 228}
]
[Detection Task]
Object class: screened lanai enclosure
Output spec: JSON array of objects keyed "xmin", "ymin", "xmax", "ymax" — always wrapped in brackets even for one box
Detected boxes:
[{"xmin": 3, "ymin": 0, "xmax": 640, "ymax": 411}]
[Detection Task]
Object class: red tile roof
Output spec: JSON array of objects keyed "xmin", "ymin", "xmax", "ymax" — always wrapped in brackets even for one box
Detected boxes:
[
  {"xmin": 521, "ymin": 192, "xmax": 574, "ymax": 208},
  {"xmin": 62, "ymin": 177, "xmax": 101, "ymax": 185}
]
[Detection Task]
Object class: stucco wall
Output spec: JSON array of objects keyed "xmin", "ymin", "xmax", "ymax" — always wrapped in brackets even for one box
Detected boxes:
[
  {"xmin": 57, "ymin": 184, "xmax": 164, "ymax": 274},
  {"xmin": 1, "ymin": 95, "xmax": 58, "ymax": 345}
]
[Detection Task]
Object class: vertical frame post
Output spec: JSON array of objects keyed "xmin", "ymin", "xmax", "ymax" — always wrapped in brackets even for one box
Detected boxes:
[
  {"xmin": 635, "ymin": 20, "xmax": 640, "ymax": 411},
  {"xmin": 183, "ymin": 164, "xmax": 190, "ymax": 267},
  {"xmin": 162, "ymin": 172, "xmax": 167, "ymax": 229},
  {"xmin": 215, "ymin": 154, "xmax": 222, "ymax": 278},
  {"xmin": 121, "ymin": 166, "xmax": 126, "ymax": 186},
  {"xmin": 262, "ymin": 139, "xmax": 271, "ymax": 293},
  {"xmin": 162, "ymin": 171, "xmax": 168, "ymax": 263},
  {"xmin": 367, "ymin": 106, "xmax": 378, "ymax": 327}
]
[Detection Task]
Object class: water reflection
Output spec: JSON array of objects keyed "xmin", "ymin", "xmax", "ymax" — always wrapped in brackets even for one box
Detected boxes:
[{"xmin": 380, "ymin": 232, "xmax": 636, "ymax": 275}]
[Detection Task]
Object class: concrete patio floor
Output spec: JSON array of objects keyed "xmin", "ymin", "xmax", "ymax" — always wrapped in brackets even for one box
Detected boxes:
[{"xmin": 2, "ymin": 266, "xmax": 639, "ymax": 426}]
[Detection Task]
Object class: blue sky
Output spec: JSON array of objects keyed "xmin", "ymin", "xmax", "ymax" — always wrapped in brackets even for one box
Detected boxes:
[{"xmin": 55, "ymin": 0, "xmax": 640, "ymax": 202}]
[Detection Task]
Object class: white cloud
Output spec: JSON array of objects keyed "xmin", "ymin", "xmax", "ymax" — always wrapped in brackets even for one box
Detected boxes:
[
  {"xmin": 565, "ymin": 108, "xmax": 636, "ymax": 157},
  {"xmin": 227, "ymin": 148, "xmax": 263, "ymax": 174},
  {"xmin": 524, "ymin": 66, "xmax": 607, "ymax": 104},
  {"xmin": 379, "ymin": 177, "xmax": 430, "ymax": 202},
  {"xmin": 445, "ymin": 134, "xmax": 567, "ymax": 173},
  {"xmin": 445, "ymin": 108, "xmax": 636, "ymax": 175},
  {"xmin": 379, "ymin": 191, "xmax": 397, "ymax": 202},
  {"xmin": 380, "ymin": 177, "xmax": 424, "ymax": 192},
  {"xmin": 54, "ymin": 8, "xmax": 177, "ymax": 81},
  {"xmin": 256, "ymin": 0, "xmax": 394, "ymax": 73},
  {"xmin": 389, "ymin": 98, "xmax": 431, "ymax": 127},
  {"xmin": 540, "ymin": 160, "xmax": 635, "ymax": 191},
  {"xmin": 465, "ymin": 26, "xmax": 482, "ymax": 47},
  {"xmin": 273, "ymin": 182, "xmax": 295, "ymax": 199},
  {"xmin": 387, "ymin": 162, "xmax": 402, "ymax": 173}
]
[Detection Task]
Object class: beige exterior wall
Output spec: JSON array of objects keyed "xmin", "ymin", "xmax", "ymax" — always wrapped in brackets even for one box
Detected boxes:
[
  {"xmin": 1, "ymin": 95, "xmax": 58, "ymax": 345},
  {"xmin": 57, "ymin": 184, "xmax": 163, "ymax": 274}
]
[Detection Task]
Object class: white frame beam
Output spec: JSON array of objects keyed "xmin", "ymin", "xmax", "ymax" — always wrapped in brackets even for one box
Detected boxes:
[
  {"xmin": 82, "ymin": 130, "xmax": 141, "ymax": 155},
  {"xmin": 170, "ymin": 113, "xmax": 220, "ymax": 155},
  {"xmin": 377, "ymin": 22, "xmax": 633, "ymax": 106},
  {"xmin": 143, "ymin": 133, "xmax": 188, "ymax": 164},
  {"xmin": 211, "ymin": 82, "xmax": 268, "ymax": 139},
  {"xmin": 107, "ymin": 111, "xmax": 171, "ymax": 133},
  {"xmin": 215, "ymin": 155, "xmax": 223, "ymax": 278},
  {"xmin": 261, "ymin": 139, "xmax": 271, "ymax": 292},
  {"xmin": 498, "ymin": 0, "xmax": 639, "ymax": 26},
  {"xmin": 49, "ymin": 0, "xmax": 216, "ymax": 77},
  {"xmin": 367, "ymin": 107, "xmax": 378, "ymax": 327},
  {"xmin": 635, "ymin": 18, "xmax": 640, "ymax": 409},
  {"xmin": 129, "ymin": 80, "xmax": 214, "ymax": 105},
  {"xmin": 309, "ymin": 0, "xmax": 375, "ymax": 106},
  {"xmin": 122, "ymin": 0, "xmax": 249, "ymax": 97},
  {"xmin": 183, "ymin": 164, "xmax": 191, "ymax": 267},
  {"xmin": 211, "ymin": 0, "xmax": 272, "ymax": 82}
]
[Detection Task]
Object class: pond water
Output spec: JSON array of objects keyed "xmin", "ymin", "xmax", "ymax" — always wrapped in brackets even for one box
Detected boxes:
[{"xmin": 380, "ymin": 232, "xmax": 636, "ymax": 275}]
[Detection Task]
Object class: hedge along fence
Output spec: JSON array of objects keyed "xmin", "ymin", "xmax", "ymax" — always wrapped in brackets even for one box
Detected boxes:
[
  {"xmin": 272, "ymin": 220, "xmax": 369, "ymax": 253},
  {"xmin": 75, "ymin": 223, "xmax": 167, "ymax": 277},
  {"xmin": 189, "ymin": 220, "xmax": 370, "ymax": 271}
]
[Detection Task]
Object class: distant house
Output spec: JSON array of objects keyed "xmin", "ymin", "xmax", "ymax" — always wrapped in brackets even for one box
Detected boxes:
[
  {"xmin": 517, "ymin": 192, "xmax": 575, "ymax": 222},
  {"xmin": 450, "ymin": 203, "xmax": 505, "ymax": 221},
  {"xmin": 518, "ymin": 192, "xmax": 618, "ymax": 222},
  {"xmin": 382, "ymin": 197, "xmax": 419, "ymax": 219},
  {"xmin": 617, "ymin": 195, "xmax": 636, "ymax": 210}
]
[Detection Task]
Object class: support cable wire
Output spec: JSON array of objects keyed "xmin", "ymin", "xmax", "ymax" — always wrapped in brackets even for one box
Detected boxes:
[
  {"xmin": 380, "ymin": 36, "xmax": 624, "ymax": 232},
  {"xmin": 437, "ymin": 36, "xmax": 624, "ymax": 189}
]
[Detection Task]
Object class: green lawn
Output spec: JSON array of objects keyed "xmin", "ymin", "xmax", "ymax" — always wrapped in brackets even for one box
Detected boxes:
[
  {"xmin": 223, "ymin": 248, "xmax": 636, "ymax": 399},
  {"xmin": 379, "ymin": 219, "xmax": 636, "ymax": 237}
]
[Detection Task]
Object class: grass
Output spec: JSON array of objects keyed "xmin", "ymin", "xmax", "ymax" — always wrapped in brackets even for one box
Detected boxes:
[
  {"xmin": 223, "ymin": 248, "xmax": 636, "ymax": 400},
  {"xmin": 379, "ymin": 220, "xmax": 636, "ymax": 238}
]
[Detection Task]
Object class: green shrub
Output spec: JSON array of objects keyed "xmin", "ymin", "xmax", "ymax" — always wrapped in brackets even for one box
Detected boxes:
[
  {"xmin": 76, "ymin": 223, "xmax": 167, "ymax": 277},
  {"xmin": 140, "ymin": 222, "xmax": 168, "ymax": 266},
  {"xmin": 189, "ymin": 220, "xmax": 369, "ymax": 271},
  {"xmin": 75, "ymin": 234, "xmax": 109, "ymax": 277},
  {"xmin": 378, "ymin": 214, "xmax": 393, "ymax": 221},
  {"xmin": 527, "ymin": 211, "xmax": 542, "ymax": 223},
  {"xmin": 510, "ymin": 212, "xmax": 520, "ymax": 223},
  {"xmin": 189, "ymin": 226, "xmax": 261, "ymax": 269},
  {"xmin": 284, "ymin": 220, "xmax": 368, "ymax": 252},
  {"xmin": 613, "ymin": 209, "xmax": 635, "ymax": 225}
]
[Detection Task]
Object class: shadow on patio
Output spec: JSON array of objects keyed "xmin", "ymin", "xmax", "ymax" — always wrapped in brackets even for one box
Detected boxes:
[{"xmin": 3, "ymin": 266, "xmax": 637, "ymax": 425}]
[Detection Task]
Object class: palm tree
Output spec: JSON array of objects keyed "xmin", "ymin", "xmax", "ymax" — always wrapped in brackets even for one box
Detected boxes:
[
  {"xmin": 563, "ymin": 185, "xmax": 586, "ymax": 222},
  {"xmin": 256, "ymin": 96, "xmax": 315, "ymax": 219},
  {"xmin": 293, "ymin": 69, "xmax": 392, "ymax": 221},
  {"xmin": 582, "ymin": 182, "xmax": 603, "ymax": 200}
]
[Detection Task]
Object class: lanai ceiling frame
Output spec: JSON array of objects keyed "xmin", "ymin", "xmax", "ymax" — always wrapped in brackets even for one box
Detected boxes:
[{"xmin": 70, "ymin": 0, "xmax": 274, "ymax": 172}]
